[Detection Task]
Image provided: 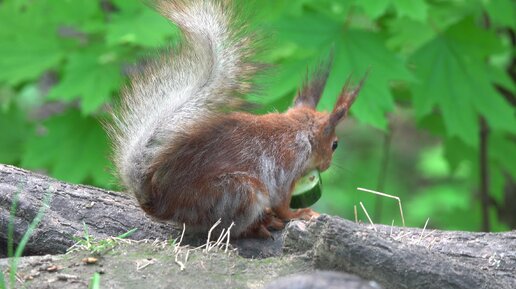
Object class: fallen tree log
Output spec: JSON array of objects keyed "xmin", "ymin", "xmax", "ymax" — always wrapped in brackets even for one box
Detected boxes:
[
  {"xmin": 1, "ymin": 164, "xmax": 515, "ymax": 289},
  {"xmin": 0, "ymin": 164, "xmax": 182, "ymax": 256},
  {"xmin": 0, "ymin": 164, "xmax": 282, "ymax": 258},
  {"xmin": 284, "ymin": 216, "xmax": 515, "ymax": 289}
]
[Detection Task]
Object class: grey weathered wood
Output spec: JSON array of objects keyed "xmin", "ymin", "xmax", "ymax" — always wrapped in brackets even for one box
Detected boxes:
[
  {"xmin": 0, "ymin": 164, "xmax": 282, "ymax": 258},
  {"xmin": 0, "ymin": 164, "xmax": 181, "ymax": 256},
  {"xmin": 284, "ymin": 215, "xmax": 516, "ymax": 289},
  {"xmin": 263, "ymin": 271, "xmax": 383, "ymax": 289}
]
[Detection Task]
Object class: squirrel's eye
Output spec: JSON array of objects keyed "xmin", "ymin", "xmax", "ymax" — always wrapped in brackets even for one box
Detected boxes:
[{"xmin": 331, "ymin": 140, "xmax": 338, "ymax": 151}]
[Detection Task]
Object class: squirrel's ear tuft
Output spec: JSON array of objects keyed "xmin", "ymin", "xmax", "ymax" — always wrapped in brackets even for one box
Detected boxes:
[
  {"xmin": 324, "ymin": 71, "xmax": 368, "ymax": 134},
  {"xmin": 293, "ymin": 52, "xmax": 334, "ymax": 109}
]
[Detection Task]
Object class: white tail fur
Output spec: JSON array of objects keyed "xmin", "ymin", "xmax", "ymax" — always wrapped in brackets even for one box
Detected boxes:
[{"xmin": 108, "ymin": 0, "xmax": 257, "ymax": 196}]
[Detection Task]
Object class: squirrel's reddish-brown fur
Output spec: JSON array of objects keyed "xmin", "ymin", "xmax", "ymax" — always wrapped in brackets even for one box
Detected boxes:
[{"xmin": 107, "ymin": 0, "xmax": 366, "ymax": 238}]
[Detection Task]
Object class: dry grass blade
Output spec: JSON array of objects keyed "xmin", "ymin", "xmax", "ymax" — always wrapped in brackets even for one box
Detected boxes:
[
  {"xmin": 225, "ymin": 222, "xmax": 235, "ymax": 252},
  {"xmin": 418, "ymin": 218, "xmax": 430, "ymax": 244},
  {"xmin": 205, "ymin": 219, "xmax": 221, "ymax": 253},
  {"xmin": 359, "ymin": 202, "xmax": 376, "ymax": 232},
  {"xmin": 357, "ymin": 187, "xmax": 405, "ymax": 227},
  {"xmin": 177, "ymin": 223, "xmax": 185, "ymax": 245},
  {"xmin": 136, "ymin": 259, "xmax": 155, "ymax": 271},
  {"xmin": 424, "ymin": 229, "xmax": 436, "ymax": 239},
  {"xmin": 393, "ymin": 231, "xmax": 412, "ymax": 241},
  {"xmin": 354, "ymin": 205, "xmax": 358, "ymax": 223},
  {"xmin": 209, "ymin": 228, "xmax": 226, "ymax": 252},
  {"xmin": 174, "ymin": 251, "xmax": 185, "ymax": 271}
]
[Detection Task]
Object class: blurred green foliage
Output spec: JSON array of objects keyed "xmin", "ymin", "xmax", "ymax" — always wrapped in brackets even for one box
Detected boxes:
[{"xmin": 0, "ymin": 0, "xmax": 514, "ymax": 231}]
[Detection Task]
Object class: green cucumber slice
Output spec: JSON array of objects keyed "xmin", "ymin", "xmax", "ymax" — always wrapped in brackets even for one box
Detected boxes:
[{"xmin": 290, "ymin": 170, "xmax": 322, "ymax": 209}]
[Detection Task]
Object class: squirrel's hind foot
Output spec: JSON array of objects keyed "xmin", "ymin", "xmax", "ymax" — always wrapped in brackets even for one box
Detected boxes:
[{"xmin": 241, "ymin": 223, "xmax": 272, "ymax": 239}]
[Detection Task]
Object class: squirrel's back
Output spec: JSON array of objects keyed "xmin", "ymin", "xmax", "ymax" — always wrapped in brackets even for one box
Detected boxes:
[{"xmin": 108, "ymin": 0, "xmax": 259, "ymax": 206}]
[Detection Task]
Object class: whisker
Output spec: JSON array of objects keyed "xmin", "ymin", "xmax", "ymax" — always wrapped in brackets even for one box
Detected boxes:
[{"xmin": 330, "ymin": 162, "xmax": 351, "ymax": 173}]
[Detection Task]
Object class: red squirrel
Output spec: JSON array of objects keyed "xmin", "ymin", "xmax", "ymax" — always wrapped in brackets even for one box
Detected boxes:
[{"xmin": 107, "ymin": 0, "xmax": 365, "ymax": 238}]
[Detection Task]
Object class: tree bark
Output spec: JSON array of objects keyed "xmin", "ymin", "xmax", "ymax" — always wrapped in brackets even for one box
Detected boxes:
[
  {"xmin": 284, "ymin": 216, "xmax": 515, "ymax": 289},
  {"xmin": 0, "ymin": 164, "xmax": 282, "ymax": 258},
  {"xmin": 0, "ymin": 164, "xmax": 181, "ymax": 256}
]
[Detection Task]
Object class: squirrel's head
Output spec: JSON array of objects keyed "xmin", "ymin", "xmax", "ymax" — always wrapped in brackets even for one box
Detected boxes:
[{"xmin": 288, "ymin": 57, "xmax": 367, "ymax": 173}]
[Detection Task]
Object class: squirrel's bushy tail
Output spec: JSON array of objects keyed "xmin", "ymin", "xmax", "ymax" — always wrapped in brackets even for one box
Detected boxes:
[{"xmin": 108, "ymin": 0, "xmax": 258, "ymax": 200}]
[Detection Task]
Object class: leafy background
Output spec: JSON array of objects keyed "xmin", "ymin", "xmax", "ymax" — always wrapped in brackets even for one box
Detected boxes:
[{"xmin": 0, "ymin": 0, "xmax": 514, "ymax": 232}]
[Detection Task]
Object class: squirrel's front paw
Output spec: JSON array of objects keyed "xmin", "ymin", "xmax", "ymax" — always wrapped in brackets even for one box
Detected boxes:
[
  {"xmin": 273, "ymin": 206, "xmax": 320, "ymax": 222},
  {"xmin": 294, "ymin": 208, "xmax": 320, "ymax": 221},
  {"xmin": 263, "ymin": 207, "xmax": 286, "ymax": 230}
]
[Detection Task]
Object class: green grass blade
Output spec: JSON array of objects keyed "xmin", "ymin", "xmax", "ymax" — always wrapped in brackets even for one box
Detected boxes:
[
  {"xmin": 9, "ymin": 192, "xmax": 52, "ymax": 289},
  {"xmin": 13, "ymin": 192, "xmax": 52, "ymax": 258},
  {"xmin": 7, "ymin": 192, "xmax": 19, "ymax": 258},
  {"xmin": 0, "ymin": 271, "xmax": 6, "ymax": 289},
  {"xmin": 83, "ymin": 221, "xmax": 90, "ymax": 244},
  {"xmin": 88, "ymin": 272, "xmax": 101, "ymax": 289},
  {"xmin": 116, "ymin": 228, "xmax": 137, "ymax": 239}
]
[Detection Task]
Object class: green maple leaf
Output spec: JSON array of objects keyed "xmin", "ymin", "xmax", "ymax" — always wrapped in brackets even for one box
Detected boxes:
[
  {"xmin": 425, "ymin": 1, "xmax": 483, "ymax": 32},
  {"xmin": 27, "ymin": 0, "xmax": 103, "ymax": 31},
  {"xmin": 484, "ymin": 0, "xmax": 516, "ymax": 29},
  {"xmin": 272, "ymin": 13, "xmax": 342, "ymax": 50},
  {"xmin": 0, "ymin": 3, "xmax": 65, "ymax": 85},
  {"xmin": 269, "ymin": 13, "xmax": 414, "ymax": 129},
  {"xmin": 356, "ymin": 0, "xmax": 428, "ymax": 21},
  {"xmin": 487, "ymin": 64, "xmax": 515, "ymax": 94},
  {"xmin": 0, "ymin": 0, "xmax": 105, "ymax": 85},
  {"xmin": 355, "ymin": 1, "xmax": 390, "ymax": 19},
  {"xmin": 110, "ymin": 0, "xmax": 143, "ymax": 14},
  {"xmin": 0, "ymin": 38, "xmax": 63, "ymax": 86},
  {"xmin": 106, "ymin": 6, "xmax": 178, "ymax": 47},
  {"xmin": 386, "ymin": 17, "xmax": 435, "ymax": 54},
  {"xmin": 410, "ymin": 18, "xmax": 515, "ymax": 146},
  {"xmin": 443, "ymin": 134, "xmax": 515, "ymax": 210},
  {"xmin": 0, "ymin": 106, "xmax": 31, "ymax": 164},
  {"xmin": 392, "ymin": 0, "xmax": 428, "ymax": 22},
  {"xmin": 48, "ymin": 47, "xmax": 123, "ymax": 114},
  {"xmin": 22, "ymin": 110, "xmax": 111, "ymax": 186},
  {"xmin": 490, "ymin": 133, "xmax": 516, "ymax": 177},
  {"xmin": 321, "ymin": 30, "xmax": 414, "ymax": 129}
]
